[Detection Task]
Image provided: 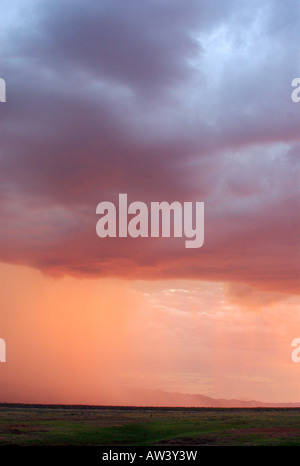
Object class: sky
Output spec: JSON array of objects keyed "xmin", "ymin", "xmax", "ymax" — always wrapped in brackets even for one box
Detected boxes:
[{"xmin": 0, "ymin": 0, "xmax": 300, "ymax": 405}]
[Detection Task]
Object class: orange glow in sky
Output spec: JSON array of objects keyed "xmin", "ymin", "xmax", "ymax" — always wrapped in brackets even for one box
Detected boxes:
[{"xmin": 1, "ymin": 262, "xmax": 300, "ymax": 405}]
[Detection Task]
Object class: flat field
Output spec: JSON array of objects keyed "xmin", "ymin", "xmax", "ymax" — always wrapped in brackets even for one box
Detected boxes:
[{"xmin": 1, "ymin": 404, "xmax": 300, "ymax": 446}]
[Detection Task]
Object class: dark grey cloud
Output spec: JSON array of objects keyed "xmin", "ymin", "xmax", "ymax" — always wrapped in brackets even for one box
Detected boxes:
[{"xmin": 0, "ymin": 0, "xmax": 299, "ymax": 293}]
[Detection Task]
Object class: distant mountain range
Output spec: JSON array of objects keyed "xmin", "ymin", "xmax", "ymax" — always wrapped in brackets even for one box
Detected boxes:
[{"xmin": 115, "ymin": 387, "xmax": 300, "ymax": 408}]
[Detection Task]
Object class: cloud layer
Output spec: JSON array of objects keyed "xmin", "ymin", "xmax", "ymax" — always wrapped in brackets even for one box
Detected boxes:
[{"xmin": 1, "ymin": 0, "xmax": 299, "ymax": 295}]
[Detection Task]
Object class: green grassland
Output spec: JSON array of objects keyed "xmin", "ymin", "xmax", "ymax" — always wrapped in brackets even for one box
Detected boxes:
[{"xmin": 1, "ymin": 405, "xmax": 300, "ymax": 446}]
